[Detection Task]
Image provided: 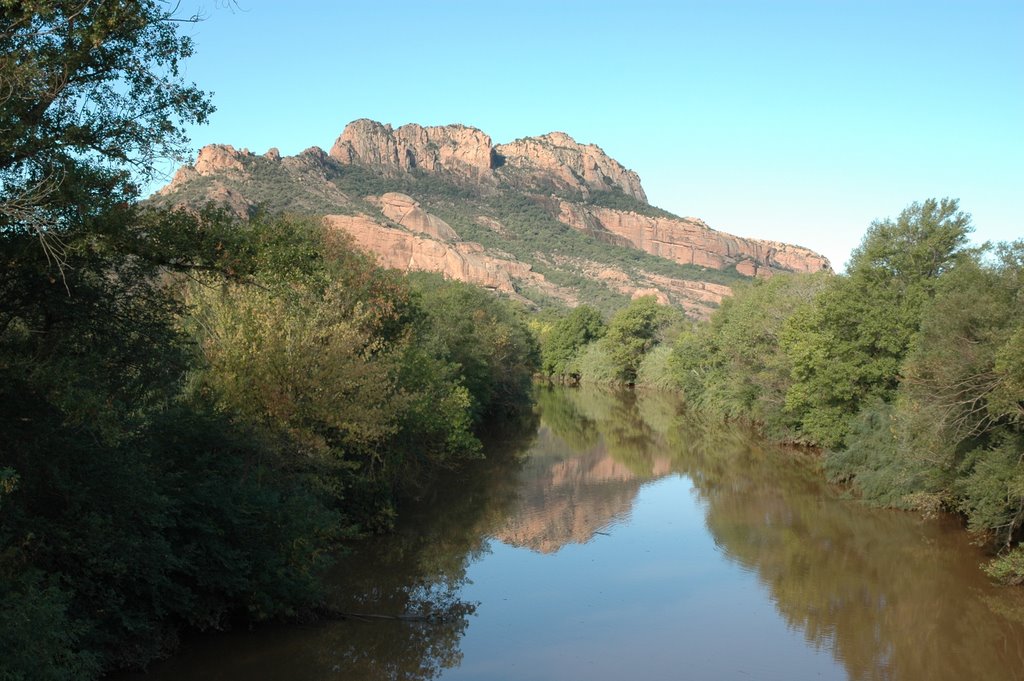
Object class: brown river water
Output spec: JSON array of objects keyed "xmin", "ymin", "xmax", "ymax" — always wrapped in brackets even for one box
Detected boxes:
[{"xmin": 123, "ymin": 386, "xmax": 1024, "ymax": 681}]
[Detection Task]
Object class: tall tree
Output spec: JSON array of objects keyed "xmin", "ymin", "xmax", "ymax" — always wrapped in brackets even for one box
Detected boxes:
[
  {"xmin": 1, "ymin": 0, "xmax": 211, "ymax": 248},
  {"xmin": 540, "ymin": 304, "xmax": 606, "ymax": 380},
  {"xmin": 782, "ymin": 199, "xmax": 972, "ymax": 447}
]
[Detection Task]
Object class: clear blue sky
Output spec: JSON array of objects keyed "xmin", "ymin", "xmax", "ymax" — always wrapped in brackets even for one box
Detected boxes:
[{"xmin": 160, "ymin": 0, "xmax": 1023, "ymax": 271}]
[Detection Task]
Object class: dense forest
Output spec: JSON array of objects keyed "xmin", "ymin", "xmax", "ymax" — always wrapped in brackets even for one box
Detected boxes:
[
  {"xmin": 0, "ymin": 4, "xmax": 538, "ymax": 678},
  {"xmin": 538, "ymin": 199, "xmax": 1024, "ymax": 585}
]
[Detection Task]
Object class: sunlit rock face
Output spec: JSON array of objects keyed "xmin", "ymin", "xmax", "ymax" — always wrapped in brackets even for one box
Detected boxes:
[
  {"xmin": 556, "ymin": 201, "xmax": 831, "ymax": 276},
  {"xmin": 494, "ymin": 131, "xmax": 647, "ymax": 201},
  {"xmin": 330, "ymin": 119, "xmax": 497, "ymax": 182},
  {"xmin": 152, "ymin": 119, "xmax": 832, "ymax": 319}
]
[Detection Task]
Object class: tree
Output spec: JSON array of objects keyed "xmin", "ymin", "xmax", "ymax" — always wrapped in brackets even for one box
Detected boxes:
[
  {"xmin": 0, "ymin": 5, "xmax": 331, "ymax": 677},
  {"xmin": 1, "ymin": 0, "xmax": 212, "ymax": 254},
  {"xmin": 604, "ymin": 296, "xmax": 682, "ymax": 384},
  {"xmin": 671, "ymin": 272, "xmax": 830, "ymax": 438},
  {"xmin": 540, "ymin": 304, "xmax": 606, "ymax": 380},
  {"xmin": 782, "ymin": 199, "xmax": 972, "ymax": 447},
  {"xmin": 408, "ymin": 273, "xmax": 540, "ymax": 419}
]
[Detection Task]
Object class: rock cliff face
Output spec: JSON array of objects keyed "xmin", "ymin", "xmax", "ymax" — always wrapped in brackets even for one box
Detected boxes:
[
  {"xmin": 329, "ymin": 119, "xmax": 497, "ymax": 182},
  {"xmin": 557, "ymin": 202, "xmax": 830, "ymax": 276},
  {"xmin": 369, "ymin": 192, "xmax": 460, "ymax": 241},
  {"xmin": 324, "ymin": 214, "xmax": 520, "ymax": 294},
  {"xmin": 322, "ymin": 201, "xmax": 578, "ymax": 307},
  {"xmin": 495, "ymin": 132, "xmax": 646, "ymax": 201},
  {"xmin": 327, "ymin": 119, "xmax": 645, "ymax": 200},
  {"xmin": 151, "ymin": 118, "xmax": 832, "ymax": 317}
]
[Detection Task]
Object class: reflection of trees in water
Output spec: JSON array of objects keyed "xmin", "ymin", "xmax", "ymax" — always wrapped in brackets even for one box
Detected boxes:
[
  {"xmin": 666, "ymin": 416, "xmax": 1024, "ymax": 681},
  {"xmin": 318, "ymin": 421, "xmax": 539, "ymax": 680},
  {"xmin": 118, "ymin": 417, "xmax": 541, "ymax": 681},
  {"xmin": 535, "ymin": 385, "xmax": 680, "ymax": 477},
  {"xmin": 520, "ymin": 388, "xmax": 1024, "ymax": 680},
  {"xmin": 130, "ymin": 389, "xmax": 1024, "ymax": 680},
  {"xmin": 495, "ymin": 387, "xmax": 681, "ymax": 553}
]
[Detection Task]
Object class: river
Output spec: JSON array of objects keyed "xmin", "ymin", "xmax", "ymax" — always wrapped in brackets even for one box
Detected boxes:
[{"xmin": 125, "ymin": 386, "xmax": 1024, "ymax": 680}]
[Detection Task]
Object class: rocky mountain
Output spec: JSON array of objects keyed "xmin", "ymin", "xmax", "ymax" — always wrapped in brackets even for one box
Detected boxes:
[{"xmin": 153, "ymin": 119, "xmax": 830, "ymax": 317}]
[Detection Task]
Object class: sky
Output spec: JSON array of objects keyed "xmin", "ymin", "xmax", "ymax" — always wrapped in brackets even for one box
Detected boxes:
[{"xmin": 157, "ymin": 0, "xmax": 1023, "ymax": 271}]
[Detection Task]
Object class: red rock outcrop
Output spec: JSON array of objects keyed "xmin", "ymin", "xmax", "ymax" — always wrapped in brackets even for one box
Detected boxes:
[
  {"xmin": 369, "ymin": 192, "xmax": 460, "ymax": 241},
  {"xmin": 323, "ymin": 211, "xmax": 577, "ymax": 306},
  {"xmin": 329, "ymin": 119, "xmax": 496, "ymax": 182},
  {"xmin": 495, "ymin": 132, "xmax": 647, "ymax": 201},
  {"xmin": 557, "ymin": 201, "xmax": 831, "ymax": 275},
  {"xmin": 193, "ymin": 143, "xmax": 252, "ymax": 175},
  {"xmin": 328, "ymin": 119, "xmax": 646, "ymax": 200},
  {"xmin": 152, "ymin": 121, "xmax": 832, "ymax": 316}
]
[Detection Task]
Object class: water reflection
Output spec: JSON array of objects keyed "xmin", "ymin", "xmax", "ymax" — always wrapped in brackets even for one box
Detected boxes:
[
  {"xmin": 516, "ymin": 387, "xmax": 1024, "ymax": 680},
  {"xmin": 493, "ymin": 387, "xmax": 675, "ymax": 553},
  {"xmin": 666, "ymin": 416, "xmax": 1024, "ymax": 681},
  {"xmin": 122, "ymin": 386, "xmax": 1024, "ymax": 681}
]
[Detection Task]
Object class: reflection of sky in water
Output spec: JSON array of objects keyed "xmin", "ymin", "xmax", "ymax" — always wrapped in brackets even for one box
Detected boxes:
[{"xmin": 451, "ymin": 476, "xmax": 844, "ymax": 681}]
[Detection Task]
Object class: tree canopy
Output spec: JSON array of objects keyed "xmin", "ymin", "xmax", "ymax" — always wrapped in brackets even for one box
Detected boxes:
[
  {"xmin": 1, "ymin": 1, "xmax": 212, "ymax": 247},
  {"xmin": 665, "ymin": 199, "xmax": 1024, "ymax": 583}
]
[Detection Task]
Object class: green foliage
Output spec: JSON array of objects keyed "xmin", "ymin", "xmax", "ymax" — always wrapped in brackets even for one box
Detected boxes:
[
  {"xmin": 187, "ymin": 224, "xmax": 495, "ymax": 530},
  {"xmin": 955, "ymin": 436, "xmax": 1024, "ymax": 541},
  {"xmin": 0, "ymin": 569, "xmax": 99, "ymax": 681},
  {"xmin": 0, "ymin": 210, "xmax": 334, "ymax": 673},
  {"xmin": 544, "ymin": 296, "xmax": 684, "ymax": 386},
  {"xmin": 824, "ymin": 400, "xmax": 945, "ymax": 509},
  {"xmin": 783, "ymin": 198, "xmax": 973, "ymax": 448},
  {"xmin": 604, "ymin": 296, "xmax": 685, "ymax": 384},
  {"xmin": 635, "ymin": 345, "xmax": 679, "ymax": 390},
  {"xmin": 408, "ymin": 272, "xmax": 540, "ymax": 419},
  {"xmin": 540, "ymin": 304, "xmax": 606, "ymax": 379},
  {"xmin": 984, "ymin": 546, "xmax": 1024, "ymax": 586},
  {"xmin": 1, "ymin": 1, "xmax": 212, "ymax": 241},
  {"xmin": 670, "ymin": 273, "xmax": 829, "ymax": 438},
  {"xmin": 583, "ymin": 190, "xmax": 677, "ymax": 218},
  {"xmin": 661, "ymin": 198, "xmax": 1024, "ymax": 577},
  {"xmin": 573, "ymin": 339, "xmax": 623, "ymax": 385},
  {"xmin": 827, "ymin": 240, "xmax": 1024, "ymax": 563}
]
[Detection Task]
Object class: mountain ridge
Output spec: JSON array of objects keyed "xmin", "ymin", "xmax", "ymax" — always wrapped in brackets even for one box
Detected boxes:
[{"xmin": 153, "ymin": 119, "xmax": 831, "ymax": 317}]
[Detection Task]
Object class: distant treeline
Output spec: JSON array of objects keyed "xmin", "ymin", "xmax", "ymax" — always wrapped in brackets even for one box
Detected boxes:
[{"xmin": 537, "ymin": 199, "xmax": 1024, "ymax": 584}]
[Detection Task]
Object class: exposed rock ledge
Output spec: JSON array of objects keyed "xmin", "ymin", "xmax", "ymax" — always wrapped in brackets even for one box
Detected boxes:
[
  {"xmin": 327, "ymin": 119, "xmax": 645, "ymax": 200},
  {"xmin": 367, "ymin": 192, "xmax": 460, "ymax": 241},
  {"xmin": 322, "ymin": 211, "xmax": 577, "ymax": 307},
  {"xmin": 494, "ymin": 132, "xmax": 646, "ymax": 202},
  {"xmin": 557, "ymin": 202, "xmax": 831, "ymax": 276}
]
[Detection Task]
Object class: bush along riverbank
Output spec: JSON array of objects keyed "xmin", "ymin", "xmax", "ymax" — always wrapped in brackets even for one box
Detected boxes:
[
  {"xmin": 537, "ymin": 199, "xmax": 1024, "ymax": 584},
  {"xmin": 1, "ymin": 209, "xmax": 539, "ymax": 679}
]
